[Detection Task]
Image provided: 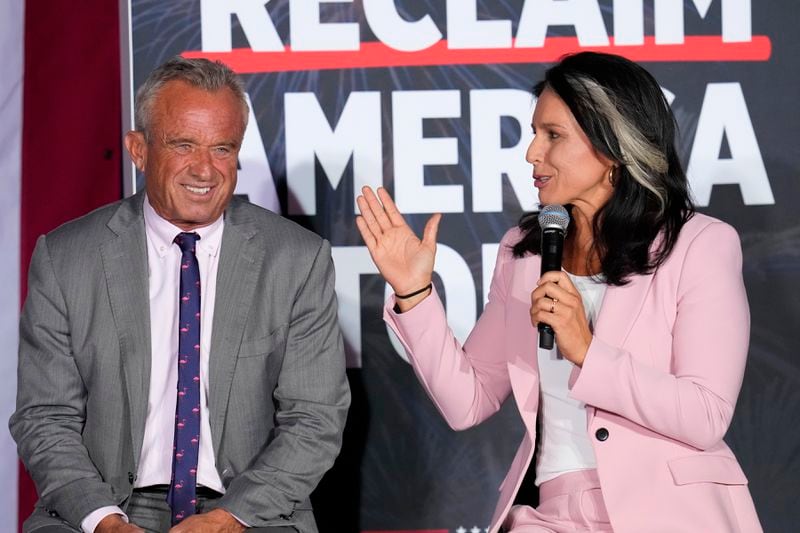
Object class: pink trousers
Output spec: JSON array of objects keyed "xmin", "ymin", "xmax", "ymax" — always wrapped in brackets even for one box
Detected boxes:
[{"xmin": 504, "ymin": 469, "xmax": 613, "ymax": 532}]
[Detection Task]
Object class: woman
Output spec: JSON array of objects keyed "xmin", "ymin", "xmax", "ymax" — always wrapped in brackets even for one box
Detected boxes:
[{"xmin": 355, "ymin": 52, "xmax": 761, "ymax": 533}]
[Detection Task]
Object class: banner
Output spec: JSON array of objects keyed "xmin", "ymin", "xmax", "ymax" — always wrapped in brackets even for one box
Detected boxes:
[{"xmin": 128, "ymin": 1, "xmax": 800, "ymax": 531}]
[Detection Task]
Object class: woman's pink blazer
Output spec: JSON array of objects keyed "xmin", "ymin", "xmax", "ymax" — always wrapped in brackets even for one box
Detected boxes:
[{"xmin": 385, "ymin": 213, "xmax": 762, "ymax": 533}]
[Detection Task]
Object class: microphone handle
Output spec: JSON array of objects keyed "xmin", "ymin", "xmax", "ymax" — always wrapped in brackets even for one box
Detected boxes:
[
  {"xmin": 539, "ymin": 327, "xmax": 555, "ymax": 351},
  {"xmin": 538, "ymin": 228, "xmax": 564, "ymax": 350}
]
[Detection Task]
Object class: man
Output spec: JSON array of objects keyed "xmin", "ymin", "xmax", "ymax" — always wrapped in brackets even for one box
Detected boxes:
[{"xmin": 10, "ymin": 57, "xmax": 350, "ymax": 533}]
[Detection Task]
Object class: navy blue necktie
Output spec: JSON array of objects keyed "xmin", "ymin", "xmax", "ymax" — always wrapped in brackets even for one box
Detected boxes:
[{"xmin": 168, "ymin": 232, "xmax": 201, "ymax": 524}]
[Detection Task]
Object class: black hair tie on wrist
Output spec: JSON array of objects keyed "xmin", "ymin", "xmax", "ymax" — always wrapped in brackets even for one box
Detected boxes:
[{"xmin": 395, "ymin": 283, "xmax": 432, "ymax": 300}]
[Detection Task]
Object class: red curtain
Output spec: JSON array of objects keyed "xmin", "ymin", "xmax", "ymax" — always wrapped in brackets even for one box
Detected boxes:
[{"xmin": 20, "ymin": 0, "xmax": 122, "ymax": 525}]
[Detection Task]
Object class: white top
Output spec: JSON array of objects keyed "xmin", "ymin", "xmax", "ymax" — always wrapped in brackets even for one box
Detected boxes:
[
  {"xmin": 82, "ymin": 197, "xmax": 225, "ymax": 532},
  {"xmin": 535, "ymin": 272, "xmax": 607, "ymax": 485}
]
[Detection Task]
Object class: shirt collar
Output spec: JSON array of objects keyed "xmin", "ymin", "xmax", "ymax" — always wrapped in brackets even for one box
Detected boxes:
[{"xmin": 143, "ymin": 195, "xmax": 224, "ymax": 258}]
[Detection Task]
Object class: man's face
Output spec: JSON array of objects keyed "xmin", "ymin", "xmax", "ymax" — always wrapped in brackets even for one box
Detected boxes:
[{"xmin": 125, "ymin": 80, "xmax": 245, "ymax": 230}]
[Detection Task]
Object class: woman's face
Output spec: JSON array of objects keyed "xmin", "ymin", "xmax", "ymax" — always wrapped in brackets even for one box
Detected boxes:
[{"xmin": 526, "ymin": 87, "xmax": 615, "ymax": 214}]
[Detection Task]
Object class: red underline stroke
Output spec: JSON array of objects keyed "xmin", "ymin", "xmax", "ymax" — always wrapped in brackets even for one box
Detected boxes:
[{"xmin": 182, "ymin": 35, "xmax": 771, "ymax": 74}]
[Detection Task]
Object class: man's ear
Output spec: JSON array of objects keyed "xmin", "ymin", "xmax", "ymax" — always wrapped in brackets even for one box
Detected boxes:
[{"xmin": 124, "ymin": 130, "xmax": 147, "ymax": 171}]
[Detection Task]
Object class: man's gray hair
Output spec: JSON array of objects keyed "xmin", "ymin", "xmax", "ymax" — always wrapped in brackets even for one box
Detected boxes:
[{"xmin": 134, "ymin": 56, "xmax": 248, "ymax": 140}]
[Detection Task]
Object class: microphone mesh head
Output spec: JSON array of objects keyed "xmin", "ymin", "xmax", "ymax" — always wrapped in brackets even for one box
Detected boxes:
[{"xmin": 537, "ymin": 204, "xmax": 570, "ymax": 231}]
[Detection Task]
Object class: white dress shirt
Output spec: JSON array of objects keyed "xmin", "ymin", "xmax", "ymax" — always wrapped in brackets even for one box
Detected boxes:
[
  {"xmin": 535, "ymin": 272, "xmax": 607, "ymax": 485},
  {"xmin": 82, "ymin": 197, "xmax": 225, "ymax": 532}
]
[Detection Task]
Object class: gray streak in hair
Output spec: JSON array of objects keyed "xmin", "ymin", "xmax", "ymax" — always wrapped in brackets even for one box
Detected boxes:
[{"xmin": 566, "ymin": 74, "xmax": 669, "ymax": 212}]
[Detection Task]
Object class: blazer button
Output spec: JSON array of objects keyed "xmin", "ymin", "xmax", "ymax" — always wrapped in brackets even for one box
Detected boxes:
[
  {"xmin": 128, "ymin": 472, "xmax": 135, "ymax": 484},
  {"xmin": 595, "ymin": 427, "xmax": 609, "ymax": 441}
]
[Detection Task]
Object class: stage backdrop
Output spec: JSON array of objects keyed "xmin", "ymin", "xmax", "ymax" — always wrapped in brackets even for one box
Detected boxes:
[{"xmin": 127, "ymin": 1, "xmax": 799, "ymax": 531}]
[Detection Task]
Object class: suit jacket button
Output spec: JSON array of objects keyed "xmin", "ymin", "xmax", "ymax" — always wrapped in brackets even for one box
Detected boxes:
[
  {"xmin": 595, "ymin": 427, "xmax": 609, "ymax": 441},
  {"xmin": 128, "ymin": 472, "xmax": 135, "ymax": 484}
]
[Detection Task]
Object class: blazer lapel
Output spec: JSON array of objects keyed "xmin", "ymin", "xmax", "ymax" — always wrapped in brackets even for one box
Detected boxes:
[
  {"xmin": 572, "ymin": 269, "xmax": 655, "ymax": 422},
  {"xmin": 100, "ymin": 193, "xmax": 151, "ymax": 467},
  {"xmin": 506, "ymin": 253, "xmax": 542, "ymax": 435},
  {"xmin": 208, "ymin": 200, "xmax": 263, "ymax": 454},
  {"xmin": 593, "ymin": 270, "xmax": 656, "ymax": 349}
]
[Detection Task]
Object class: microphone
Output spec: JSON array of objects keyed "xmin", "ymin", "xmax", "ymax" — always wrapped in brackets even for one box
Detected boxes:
[{"xmin": 537, "ymin": 205, "xmax": 570, "ymax": 350}]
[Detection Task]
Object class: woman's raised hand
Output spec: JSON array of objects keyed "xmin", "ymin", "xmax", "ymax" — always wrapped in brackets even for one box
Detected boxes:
[{"xmin": 356, "ymin": 186, "xmax": 441, "ymax": 310}]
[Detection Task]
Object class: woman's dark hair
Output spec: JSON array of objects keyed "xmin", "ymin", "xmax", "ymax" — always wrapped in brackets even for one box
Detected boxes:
[{"xmin": 512, "ymin": 51, "xmax": 694, "ymax": 285}]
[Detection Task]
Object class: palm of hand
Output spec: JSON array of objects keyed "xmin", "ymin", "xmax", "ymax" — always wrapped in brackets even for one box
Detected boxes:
[
  {"xmin": 371, "ymin": 225, "xmax": 434, "ymax": 293},
  {"xmin": 356, "ymin": 186, "xmax": 441, "ymax": 296}
]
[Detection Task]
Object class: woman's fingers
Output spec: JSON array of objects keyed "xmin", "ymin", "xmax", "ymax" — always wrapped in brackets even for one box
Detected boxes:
[
  {"xmin": 356, "ymin": 192, "xmax": 385, "ymax": 238},
  {"xmin": 362, "ymin": 186, "xmax": 393, "ymax": 231},
  {"xmin": 537, "ymin": 271, "xmax": 580, "ymax": 295},
  {"xmin": 376, "ymin": 186, "xmax": 407, "ymax": 228},
  {"xmin": 530, "ymin": 303, "xmax": 554, "ymax": 327},
  {"xmin": 530, "ymin": 280, "xmax": 581, "ymax": 326},
  {"xmin": 530, "ymin": 293, "xmax": 560, "ymax": 323},
  {"xmin": 422, "ymin": 213, "xmax": 442, "ymax": 247},
  {"xmin": 355, "ymin": 215, "xmax": 377, "ymax": 250},
  {"xmin": 539, "ymin": 283, "xmax": 572, "ymax": 305},
  {"xmin": 531, "ymin": 280, "xmax": 571, "ymax": 305}
]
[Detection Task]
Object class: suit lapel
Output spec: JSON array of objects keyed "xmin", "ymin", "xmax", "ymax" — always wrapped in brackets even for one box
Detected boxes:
[
  {"xmin": 593, "ymin": 269, "xmax": 656, "ymax": 349},
  {"xmin": 506, "ymin": 253, "xmax": 541, "ymax": 434},
  {"xmin": 100, "ymin": 193, "xmax": 151, "ymax": 467},
  {"xmin": 571, "ymin": 268, "xmax": 655, "ymax": 422},
  {"xmin": 208, "ymin": 200, "xmax": 263, "ymax": 454},
  {"xmin": 593, "ymin": 231, "xmax": 667, "ymax": 348}
]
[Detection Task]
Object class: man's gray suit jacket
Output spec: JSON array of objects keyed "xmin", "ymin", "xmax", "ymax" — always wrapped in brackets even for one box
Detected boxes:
[{"xmin": 9, "ymin": 192, "xmax": 350, "ymax": 532}]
